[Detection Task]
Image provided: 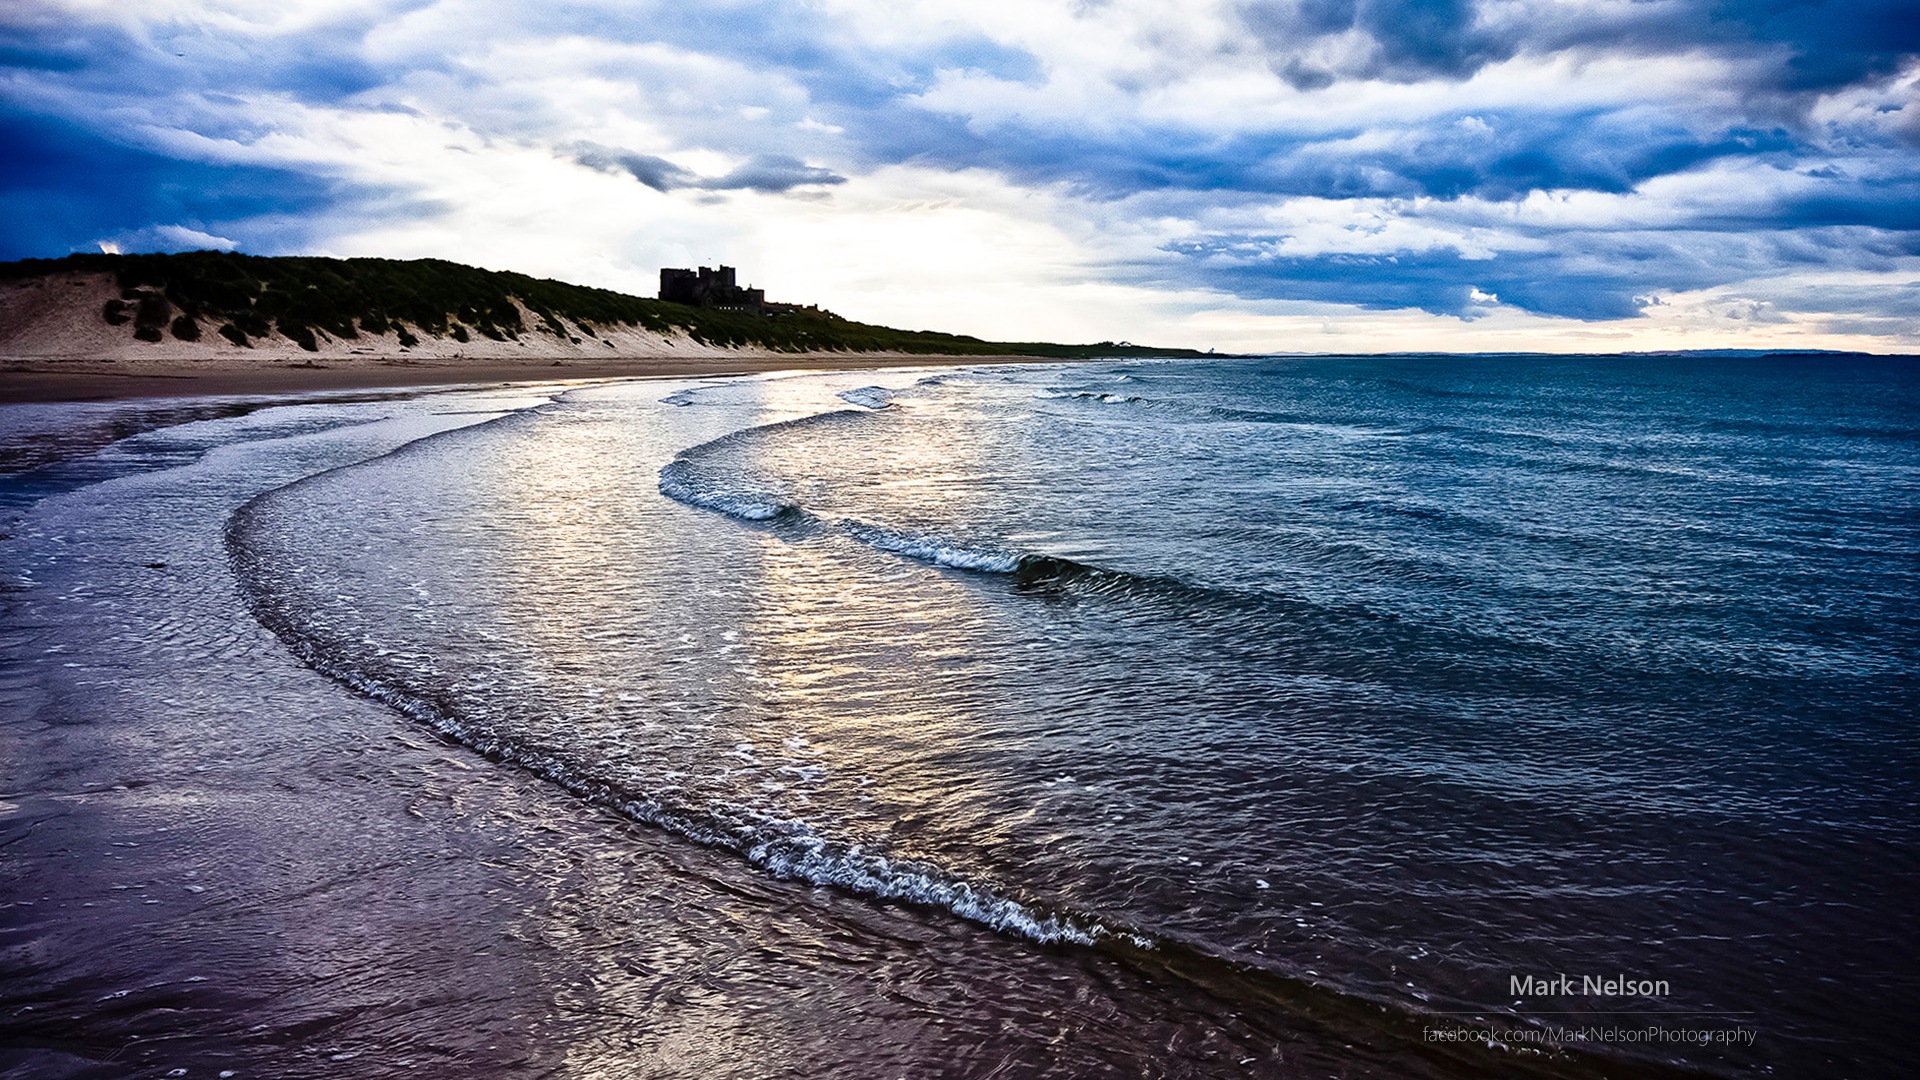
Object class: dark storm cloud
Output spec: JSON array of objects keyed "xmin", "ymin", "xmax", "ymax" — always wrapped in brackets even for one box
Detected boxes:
[
  {"xmin": 0, "ymin": 110, "xmax": 347, "ymax": 260},
  {"xmin": 1240, "ymin": 0, "xmax": 1508, "ymax": 85},
  {"xmin": 1235, "ymin": 0, "xmax": 1920, "ymax": 92}
]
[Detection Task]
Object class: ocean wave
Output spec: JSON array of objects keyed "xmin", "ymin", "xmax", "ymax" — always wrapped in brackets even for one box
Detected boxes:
[
  {"xmin": 225, "ymin": 492, "xmax": 1109, "ymax": 948},
  {"xmin": 834, "ymin": 519, "xmax": 1159, "ymax": 596},
  {"xmin": 742, "ymin": 827, "xmax": 1102, "ymax": 944},
  {"xmin": 657, "ymin": 459, "xmax": 796, "ymax": 521},
  {"xmin": 836, "ymin": 386, "xmax": 897, "ymax": 410},
  {"xmin": 658, "ymin": 417, "xmax": 1219, "ymax": 600},
  {"xmin": 218, "ymin": 408, "xmax": 1697, "ymax": 1078},
  {"xmin": 652, "ymin": 398, "xmax": 1565, "ymax": 688},
  {"xmin": 1038, "ymin": 387, "xmax": 1404, "ymax": 437},
  {"xmin": 1039, "ymin": 389, "xmax": 1146, "ymax": 406},
  {"xmin": 661, "ymin": 459, "xmax": 1532, "ymax": 680},
  {"xmin": 913, "ymin": 372, "xmax": 973, "ymax": 387},
  {"xmin": 656, "ymin": 462, "xmax": 1102, "ymax": 586},
  {"xmin": 654, "ymin": 415, "xmax": 1130, "ymax": 586},
  {"xmin": 652, "ymin": 407, "xmax": 882, "ymax": 523},
  {"xmin": 840, "ymin": 520, "xmax": 1024, "ymax": 573}
]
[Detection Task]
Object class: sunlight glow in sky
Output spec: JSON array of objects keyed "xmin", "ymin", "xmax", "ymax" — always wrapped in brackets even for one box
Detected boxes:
[{"xmin": 3, "ymin": 0, "xmax": 1917, "ymax": 351}]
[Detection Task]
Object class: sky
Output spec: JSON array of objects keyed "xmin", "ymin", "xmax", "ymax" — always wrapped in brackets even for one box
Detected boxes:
[{"xmin": 2, "ymin": 0, "xmax": 1917, "ymax": 352}]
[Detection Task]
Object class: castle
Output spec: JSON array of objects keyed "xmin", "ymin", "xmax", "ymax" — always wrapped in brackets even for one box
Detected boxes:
[{"xmin": 658, "ymin": 265, "xmax": 764, "ymax": 314}]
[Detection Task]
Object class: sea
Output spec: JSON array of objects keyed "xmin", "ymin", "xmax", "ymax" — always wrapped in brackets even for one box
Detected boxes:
[{"xmin": 2, "ymin": 354, "xmax": 1915, "ymax": 1078}]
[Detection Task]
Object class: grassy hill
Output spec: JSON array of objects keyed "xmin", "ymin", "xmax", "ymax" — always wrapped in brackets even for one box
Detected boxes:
[{"xmin": 0, "ymin": 252, "xmax": 1212, "ymax": 359}]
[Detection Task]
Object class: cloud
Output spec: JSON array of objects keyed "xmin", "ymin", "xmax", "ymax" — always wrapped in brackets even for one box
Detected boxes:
[
  {"xmin": 567, "ymin": 142, "xmax": 844, "ymax": 193},
  {"xmin": 1233, "ymin": 0, "xmax": 1920, "ymax": 94},
  {"xmin": 705, "ymin": 154, "xmax": 846, "ymax": 192},
  {"xmin": 1238, "ymin": 0, "xmax": 1508, "ymax": 85},
  {"xmin": 0, "ymin": 0, "xmax": 1916, "ymax": 348},
  {"xmin": 0, "ymin": 108, "xmax": 354, "ymax": 259},
  {"xmin": 567, "ymin": 142, "xmax": 698, "ymax": 191},
  {"xmin": 97, "ymin": 223, "xmax": 241, "ymax": 253}
]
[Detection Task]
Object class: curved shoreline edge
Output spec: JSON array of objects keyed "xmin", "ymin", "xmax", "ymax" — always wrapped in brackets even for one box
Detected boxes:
[
  {"xmin": 216, "ymin": 383, "xmax": 1701, "ymax": 1080},
  {"xmin": 0, "ymin": 351, "xmax": 1083, "ymax": 404}
]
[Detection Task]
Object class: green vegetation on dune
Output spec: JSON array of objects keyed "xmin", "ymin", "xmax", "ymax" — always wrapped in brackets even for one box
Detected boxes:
[{"xmin": 0, "ymin": 252, "xmax": 1213, "ymax": 359}]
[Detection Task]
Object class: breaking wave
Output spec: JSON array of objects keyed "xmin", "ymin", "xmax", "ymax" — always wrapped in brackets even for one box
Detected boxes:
[
  {"xmin": 839, "ymin": 520, "xmax": 1023, "ymax": 573},
  {"xmin": 1040, "ymin": 386, "xmax": 1405, "ymax": 437},
  {"xmin": 836, "ymin": 386, "xmax": 897, "ymax": 410},
  {"xmin": 657, "ymin": 459, "xmax": 798, "ymax": 521},
  {"xmin": 225, "ymin": 489, "xmax": 1115, "ymax": 949}
]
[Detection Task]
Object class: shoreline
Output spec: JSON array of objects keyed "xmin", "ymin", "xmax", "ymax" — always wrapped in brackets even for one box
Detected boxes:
[
  {"xmin": 0, "ymin": 376, "xmax": 1333, "ymax": 1079},
  {"xmin": 0, "ymin": 358, "xmax": 1813, "ymax": 1078},
  {"xmin": 0, "ymin": 351, "xmax": 1073, "ymax": 404}
]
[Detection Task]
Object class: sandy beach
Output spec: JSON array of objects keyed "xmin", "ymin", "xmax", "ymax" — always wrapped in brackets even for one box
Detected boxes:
[
  {"xmin": 0, "ymin": 267, "xmax": 1074, "ymax": 404},
  {"xmin": 0, "ymin": 352, "xmax": 1056, "ymax": 404}
]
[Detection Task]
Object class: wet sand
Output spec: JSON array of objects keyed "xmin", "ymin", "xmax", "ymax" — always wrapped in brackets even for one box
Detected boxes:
[{"xmin": 0, "ymin": 353, "xmax": 1054, "ymax": 404}]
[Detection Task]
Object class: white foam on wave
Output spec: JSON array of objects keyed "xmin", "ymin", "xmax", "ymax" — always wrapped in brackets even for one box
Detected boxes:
[
  {"xmin": 222, "ymin": 412, "xmax": 1132, "ymax": 955},
  {"xmin": 1277, "ymin": 420, "xmax": 1406, "ymax": 440},
  {"xmin": 836, "ymin": 386, "xmax": 896, "ymax": 410},
  {"xmin": 657, "ymin": 460, "xmax": 790, "ymax": 521},
  {"xmin": 656, "ymin": 405, "xmax": 894, "ymax": 523},
  {"xmin": 1037, "ymin": 388, "xmax": 1145, "ymax": 406},
  {"xmin": 236, "ymin": 579, "xmax": 1116, "ymax": 951},
  {"xmin": 841, "ymin": 520, "xmax": 1022, "ymax": 573},
  {"xmin": 742, "ymin": 828, "xmax": 1101, "ymax": 945}
]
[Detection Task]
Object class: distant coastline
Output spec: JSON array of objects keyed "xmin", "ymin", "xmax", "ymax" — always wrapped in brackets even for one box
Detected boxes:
[
  {"xmin": 4, "ymin": 253, "xmax": 1910, "ymax": 405},
  {"xmin": 0, "ymin": 353, "xmax": 1089, "ymax": 404},
  {"xmin": 0, "ymin": 252, "xmax": 1217, "ymax": 403}
]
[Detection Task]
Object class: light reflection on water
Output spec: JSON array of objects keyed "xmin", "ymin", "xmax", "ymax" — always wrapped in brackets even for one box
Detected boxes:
[
  {"xmin": 239, "ymin": 361, "xmax": 1917, "ymax": 1080},
  {"xmin": 6, "ymin": 357, "xmax": 1913, "ymax": 1078}
]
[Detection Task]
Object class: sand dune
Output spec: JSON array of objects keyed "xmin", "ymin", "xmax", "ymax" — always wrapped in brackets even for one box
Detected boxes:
[{"xmin": 0, "ymin": 271, "xmax": 1037, "ymax": 402}]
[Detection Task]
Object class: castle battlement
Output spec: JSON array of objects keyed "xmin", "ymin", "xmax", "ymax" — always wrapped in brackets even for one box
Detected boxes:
[{"xmin": 659, "ymin": 265, "xmax": 764, "ymax": 314}]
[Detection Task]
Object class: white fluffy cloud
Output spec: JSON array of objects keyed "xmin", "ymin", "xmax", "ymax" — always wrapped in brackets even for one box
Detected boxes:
[{"xmin": 3, "ymin": 0, "xmax": 1916, "ymax": 350}]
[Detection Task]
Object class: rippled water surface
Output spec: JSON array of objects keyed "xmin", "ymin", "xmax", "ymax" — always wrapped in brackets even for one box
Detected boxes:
[{"xmin": 7, "ymin": 355, "xmax": 1917, "ymax": 1077}]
